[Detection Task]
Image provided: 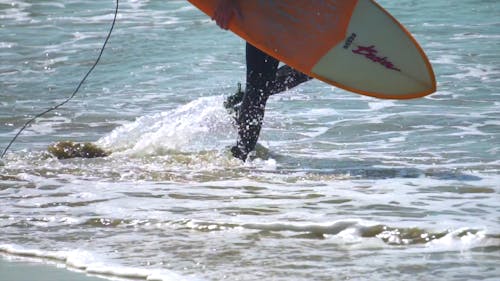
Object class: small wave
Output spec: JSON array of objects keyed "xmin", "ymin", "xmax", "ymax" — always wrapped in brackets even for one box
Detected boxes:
[
  {"xmin": 367, "ymin": 100, "xmax": 399, "ymax": 111},
  {"xmin": 241, "ymin": 220, "xmax": 442, "ymax": 246},
  {"xmin": 444, "ymin": 64, "xmax": 499, "ymax": 81},
  {"xmin": 425, "ymin": 228, "xmax": 499, "ymax": 252},
  {"xmin": 0, "ymin": 244, "xmax": 201, "ymax": 281},
  {"xmin": 165, "ymin": 219, "xmax": 499, "ymax": 250}
]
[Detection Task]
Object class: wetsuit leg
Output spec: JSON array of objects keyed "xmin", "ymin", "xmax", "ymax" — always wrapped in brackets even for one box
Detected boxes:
[
  {"xmin": 224, "ymin": 64, "xmax": 312, "ymax": 112},
  {"xmin": 231, "ymin": 43, "xmax": 279, "ymax": 161},
  {"xmin": 270, "ymin": 65, "xmax": 313, "ymax": 95}
]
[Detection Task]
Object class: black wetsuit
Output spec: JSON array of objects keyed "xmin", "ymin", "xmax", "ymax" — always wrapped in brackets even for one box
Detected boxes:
[{"xmin": 231, "ymin": 43, "xmax": 312, "ymax": 161}]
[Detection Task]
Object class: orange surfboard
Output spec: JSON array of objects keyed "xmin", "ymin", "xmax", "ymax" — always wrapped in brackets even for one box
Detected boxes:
[{"xmin": 187, "ymin": 0, "xmax": 436, "ymax": 99}]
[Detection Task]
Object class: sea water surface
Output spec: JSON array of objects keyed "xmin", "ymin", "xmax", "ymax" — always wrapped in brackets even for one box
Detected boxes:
[{"xmin": 0, "ymin": 0, "xmax": 499, "ymax": 280}]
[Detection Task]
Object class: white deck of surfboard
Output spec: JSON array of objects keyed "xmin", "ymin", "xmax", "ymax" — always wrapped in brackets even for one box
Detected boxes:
[{"xmin": 312, "ymin": 0, "xmax": 435, "ymax": 98}]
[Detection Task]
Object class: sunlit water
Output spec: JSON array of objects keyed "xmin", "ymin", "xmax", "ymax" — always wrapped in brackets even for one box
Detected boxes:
[{"xmin": 1, "ymin": 1, "xmax": 499, "ymax": 280}]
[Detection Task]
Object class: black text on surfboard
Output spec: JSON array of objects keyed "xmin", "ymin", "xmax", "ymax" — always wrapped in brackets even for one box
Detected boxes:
[{"xmin": 343, "ymin": 33, "xmax": 357, "ymax": 49}]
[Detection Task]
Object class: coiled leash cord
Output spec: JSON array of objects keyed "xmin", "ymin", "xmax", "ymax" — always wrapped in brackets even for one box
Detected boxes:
[{"xmin": 1, "ymin": 0, "xmax": 119, "ymax": 159}]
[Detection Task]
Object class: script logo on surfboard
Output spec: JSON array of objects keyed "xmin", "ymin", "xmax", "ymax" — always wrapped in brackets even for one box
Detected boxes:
[
  {"xmin": 343, "ymin": 33, "xmax": 401, "ymax": 72},
  {"xmin": 352, "ymin": 45, "xmax": 401, "ymax": 72}
]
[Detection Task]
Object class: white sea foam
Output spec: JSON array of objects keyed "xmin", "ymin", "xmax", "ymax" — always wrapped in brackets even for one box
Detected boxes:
[
  {"xmin": 445, "ymin": 64, "xmax": 499, "ymax": 81},
  {"xmin": 0, "ymin": 42, "xmax": 17, "ymax": 49},
  {"xmin": 367, "ymin": 100, "xmax": 399, "ymax": 111},
  {"xmin": 451, "ymin": 33, "xmax": 500, "ymax": 40},
  {"xmin": 297, "ymin": 108, "xmax": 338, "ymax": 117},
  {"xmin": 431, "ymin": 54, "xmax": 461, "ymax": 65},
  {"xmin": 16, "ymin": 115, "xmax": 71, "ymax": 137},
  {"xmin": 35, "ymin": 2, "xmax": 65, "ymax": 9},
  {"xmin": 0, "ymin": 244, "xmax": 201, "ymax": 281},
  {"xmin": 424, "ymin": 228, "xmax": 498, "ymax": 252}
]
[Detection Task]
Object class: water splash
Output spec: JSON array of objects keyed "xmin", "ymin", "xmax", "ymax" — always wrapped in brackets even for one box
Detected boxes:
[{"xmin": 97, "ymin": 96, "xmax": 236, "ymax": 156}]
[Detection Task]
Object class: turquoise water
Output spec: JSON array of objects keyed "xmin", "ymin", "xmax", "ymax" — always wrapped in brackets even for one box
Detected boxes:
[{"xmin": 1, "ymin": 0, "xmax": 499, "ymax": 280}]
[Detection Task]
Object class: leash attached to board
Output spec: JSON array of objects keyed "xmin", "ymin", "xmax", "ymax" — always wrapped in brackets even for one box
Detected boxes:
[{"xmin": 1, "ymin": 0, "xmax": 119, "ymax": 159}]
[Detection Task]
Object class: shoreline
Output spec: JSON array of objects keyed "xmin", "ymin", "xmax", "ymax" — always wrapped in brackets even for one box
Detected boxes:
[{"xmin": 0, "ymin": 255, "xmax": 111, "ymax": 281}]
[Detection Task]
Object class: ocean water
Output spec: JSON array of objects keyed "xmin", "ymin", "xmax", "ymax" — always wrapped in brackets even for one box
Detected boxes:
[{"xmin": 0, "ymin": 0, "xmax": 499, "ymax": 280}]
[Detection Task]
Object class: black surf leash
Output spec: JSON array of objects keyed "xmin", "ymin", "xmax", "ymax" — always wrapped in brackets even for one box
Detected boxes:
[{"xmin": 1, "ymin": 0, "xmax": 119, "ymax": 159}]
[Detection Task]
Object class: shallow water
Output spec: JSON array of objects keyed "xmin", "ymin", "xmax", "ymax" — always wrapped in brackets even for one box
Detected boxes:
[{"xmin": 1, "ymin": 0, "xmax": 499, "ymax": 280}]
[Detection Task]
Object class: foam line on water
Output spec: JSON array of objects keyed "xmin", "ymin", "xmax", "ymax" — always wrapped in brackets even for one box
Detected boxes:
[
  {"xmin": 0, "ymin": 244, "xmax": 201, "ymax": 281},
  {"xmin": 171, "ymin": 219, "xmax": 499, "ymax": 249}
]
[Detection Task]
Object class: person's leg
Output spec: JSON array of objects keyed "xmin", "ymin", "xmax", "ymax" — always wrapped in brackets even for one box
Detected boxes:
[
  {"xmin": 224, "ymin": 64, "xmax": 312, "ymax": 112},
  {"xmin": 231, "ymin": 43, "xmax": 279, "ymax": 161},
  {"xmin": 270, "ymin": 65, "xmax": 313, "ymax": 94}
]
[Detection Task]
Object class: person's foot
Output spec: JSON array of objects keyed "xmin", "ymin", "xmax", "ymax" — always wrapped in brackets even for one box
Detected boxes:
[
  {"xmin": 224, "ymin": 82, "xmax": 244, "ymax": 115},
  {"xmin": 230, "ymin": 145, "xmax": 248, "ymax": 161}
]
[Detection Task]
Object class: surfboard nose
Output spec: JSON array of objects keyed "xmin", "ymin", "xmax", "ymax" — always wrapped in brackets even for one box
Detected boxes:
[{"xmin": 311, "ymin": 0, "xmax": 437, "ymax": 99}]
